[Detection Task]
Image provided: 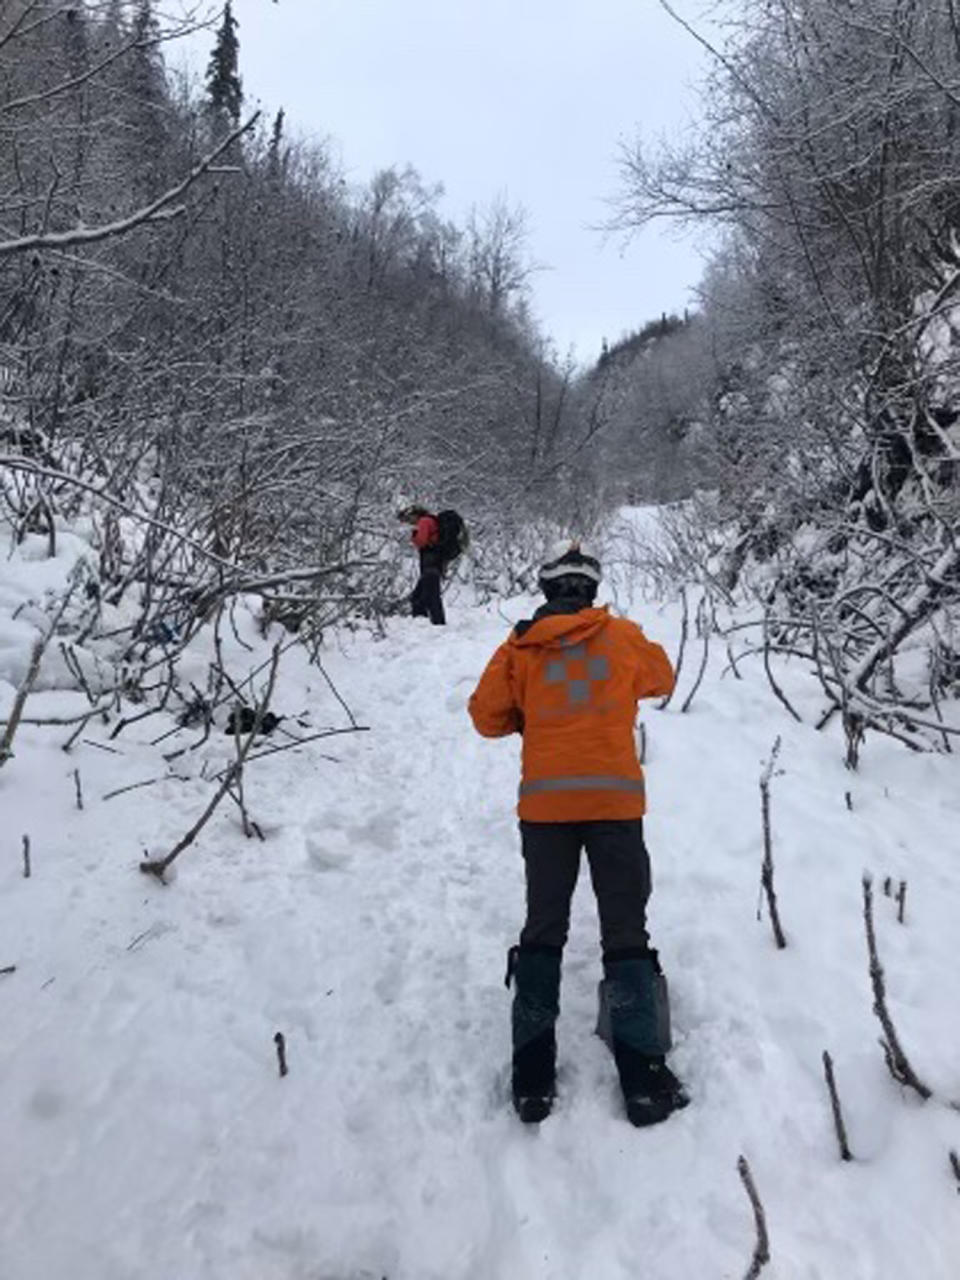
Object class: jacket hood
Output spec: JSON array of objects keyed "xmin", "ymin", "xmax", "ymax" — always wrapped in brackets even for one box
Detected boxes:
[{"xmin": 511, "ymin": 605, "xmax": 611, "ymax": 650}]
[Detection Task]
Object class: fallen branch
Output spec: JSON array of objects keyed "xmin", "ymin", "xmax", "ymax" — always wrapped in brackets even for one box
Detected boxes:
[
  {"xmin": 103, "ymin": 774, "xmax": 188, "ymax": 802},
  {"xmin": 862, "ymin": 874, "xmax": 932, "ymax": 1101},
  {"xmin": 737, "ymin": 1154, "xmax": 771, "ymax": 1280},
  {"xmin": 139, "ymin": 646, "xmax": 281, "ymax": 882},
  {"xmin": 80, "ymin": 738, "xmax": 121, "ymax": 754},
  {"xmin": 850, "ymin": 543, "xmax": 958, "ymax": 695}
]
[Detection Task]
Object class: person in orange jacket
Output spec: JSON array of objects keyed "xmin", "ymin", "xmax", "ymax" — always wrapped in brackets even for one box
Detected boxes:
[
  {"xmin": 398, "ymin": 505, "xmax": 445, "ymax": 625},
  {"xmin": 468, "ymin": 541, "xmax": 689, "ymax": 1126}
]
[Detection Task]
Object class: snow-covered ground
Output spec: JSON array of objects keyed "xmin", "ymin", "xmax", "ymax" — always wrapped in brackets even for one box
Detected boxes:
[{"xmin": 2, "ymin": 515, "xmax": 960, "ymax": 1280}]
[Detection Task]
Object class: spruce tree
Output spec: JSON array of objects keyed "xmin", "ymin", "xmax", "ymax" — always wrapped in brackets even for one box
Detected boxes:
[
  {"xmin": 205, "ymin": 1, "xmax": 243, "ymax": 129},
  {"xmin": 267, "ymin": 108, "xmax": 285, "ymax": 183}
]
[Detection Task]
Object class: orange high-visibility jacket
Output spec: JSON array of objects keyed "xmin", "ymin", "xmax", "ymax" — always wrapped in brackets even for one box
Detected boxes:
[{"xmin": 468, "ymin": 606, "xmax": 674, "ymax": 822}]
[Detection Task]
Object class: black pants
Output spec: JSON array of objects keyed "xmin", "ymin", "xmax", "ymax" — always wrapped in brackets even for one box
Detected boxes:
[
  {"xmin": 519, "ymin": 819, "xmax": 651, "ymax": 954},
  {"xmin": 410, "ymin": 551, "xmax": 445, "ymax": 625}
]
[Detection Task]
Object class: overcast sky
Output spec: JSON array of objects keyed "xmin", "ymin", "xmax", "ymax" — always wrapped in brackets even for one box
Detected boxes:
[{"xmin": 179, "ymin": 0, "xmax": 711, "ymax": 364}]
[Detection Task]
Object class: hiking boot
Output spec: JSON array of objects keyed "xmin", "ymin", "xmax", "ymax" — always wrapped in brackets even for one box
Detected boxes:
[{"xmin": 615, "ymin": 1046, "xmax": 690, "ymax": 1127}]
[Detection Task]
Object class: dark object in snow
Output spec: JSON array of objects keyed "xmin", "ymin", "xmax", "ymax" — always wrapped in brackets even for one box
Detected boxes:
[
  {"xmin": 178, "ymin": 693, "xmax": 211, "ymax": 728},
  {"xmin": 822, "ymin": 1050, "xmax": 854, "ymax": 1161},
  {"xmin": 0, "ymin": 965, "xmax": 16, "ymax": 976},
  {"xmin": 147, "ymin": 619, "xmax": 178, "ymax": 646},
  {"xmin": 224, "ymin": 707, "xmax": 281, "ymax": 736},
  {"xmin": 950, "ymin": 1150, "xmax": 960, "ymax": 1192},
  {"xmin": 22, "ymin": 834, "xmax": 30, "ymax": 879},
  {"xmin": 896, "ymin": 879, "xmax": 907, "ymax": 924},
  {"xmin": 274, "ymin": 1031, "xmax": 288, "ymax": 1077}
]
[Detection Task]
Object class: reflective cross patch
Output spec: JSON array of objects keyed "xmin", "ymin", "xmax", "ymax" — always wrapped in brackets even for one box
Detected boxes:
[{"xmin": 542, "ymin": 643, "xmax": 610, "ymax": 708}]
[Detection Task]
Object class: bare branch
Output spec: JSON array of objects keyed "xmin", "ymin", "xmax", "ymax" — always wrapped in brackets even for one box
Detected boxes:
[
  {"xmin": 822, "ymin": 1050, "xmax": 854, "ymax": 1162},
  {"xmin": 0, "ymin": 115, "xmax": 260, "ymax": 258},
  {"xmin": 861, "ymin": 874, "xmax": 932, "ymax": 1101},
  {"xmin": 737, "ymin": 1155, "xmax": 771, "ymax": 1280}
]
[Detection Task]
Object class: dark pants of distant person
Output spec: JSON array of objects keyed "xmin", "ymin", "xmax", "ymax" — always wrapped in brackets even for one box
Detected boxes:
[
  {"xmin": 519, "ymin": 818, "xmax": 651, "ymax": 954},
  {"xmin": 411, "ymin": 548, "xmax": 445, "ymax": 625}
]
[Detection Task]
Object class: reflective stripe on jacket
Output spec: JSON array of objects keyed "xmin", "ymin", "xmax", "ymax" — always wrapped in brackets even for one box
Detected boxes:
[{"xmin": 468, "ymin": 606, "xmax": 674, "ymax": 821}]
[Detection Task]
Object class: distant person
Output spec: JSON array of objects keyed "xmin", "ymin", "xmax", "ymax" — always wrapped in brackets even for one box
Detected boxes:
[
  {"xmin": 468, "ymin": 541, "xmax": 688, "ymax": 1127},
  {"xmin": 397, "ymin": 504, "xmax": 469, "ymax": 626}
]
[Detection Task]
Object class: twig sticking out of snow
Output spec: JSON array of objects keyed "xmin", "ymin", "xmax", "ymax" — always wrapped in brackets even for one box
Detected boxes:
[
  {"xmin": 725, "ymin": 637, "xmax": 744, "ymax": 680},
  {"xmin": 274, "ymin": 1032, "xmax": 288, "ymax": 1078},
  {"xmin": 659, "ymin": 586, "xmax": 688, "ymax": 711},
  {"xmin": 758, "ymin": 738, "xmax": 787, "ymax": 949},
  {"xmin": 843, "ymin": 710, "xmax": 866, "ymax": 772},
  {"xmin": 680, "ymin": 594, "xmax": 713, "ymax": 713},
  {"xmin": 737, "ymin": 1155, "xmax": 771, "ymax": 1280},
  {"xmin": 763, "ymin": 615, "xmax": 803, "ymax": 723},
  {"xmin": 896, "ymin": 880, "xmax": 907, "ymax": 924},
  {"xmin": 73, "ymin": 768, "xmax": 83, "ymax": 811},
  {"xmin": 822, "ymin": 1051, "xmax": 854, "ymax": 1161},
  {"xmin": 862, "ymin": 875, "xmax": 932, "ymax": 1101},
  {"xmin": 0, "ymin": 581, "xmax": 78, "ymax": 768},
  {"xmin": 0, "ymin": 965, "xmax": 16, "ymax": 977},
  {"xmin": 22, "ymin": 835, "xmax": 30, "ymax": 879},
  {"xmin": 950, "ymin": 1150, "xmax": 960, "ymax": 1192}
]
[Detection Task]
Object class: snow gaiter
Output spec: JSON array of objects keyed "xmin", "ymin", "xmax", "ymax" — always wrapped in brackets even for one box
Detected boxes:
[
  {"xmin": 596, "ymin": 947, "xmax": 672, "ymax": 1058},
  {"xmin": 505, "ymin": 943, "xmax": 562, "ymax": 1121},
  {"xmin": 597, "ymin": 947, "xmax": 687, "ymax": 1126}
]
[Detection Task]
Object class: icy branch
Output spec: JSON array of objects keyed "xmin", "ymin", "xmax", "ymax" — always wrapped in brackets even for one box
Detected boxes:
[{"xmin": 0, "ymin": 115, "xmax": 260, "ymax": 258}]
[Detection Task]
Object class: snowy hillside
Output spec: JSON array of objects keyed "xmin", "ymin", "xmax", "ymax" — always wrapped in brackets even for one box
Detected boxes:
[{"xmin": 2, "ymin": 513, "xmax": 960, "ymax": 1280}]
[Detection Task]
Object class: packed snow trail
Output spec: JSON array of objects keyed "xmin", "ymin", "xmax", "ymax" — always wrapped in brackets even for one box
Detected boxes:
[{"xmin": 2, "ymin": 540, "xmax": 960, "ymax": 1278}]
